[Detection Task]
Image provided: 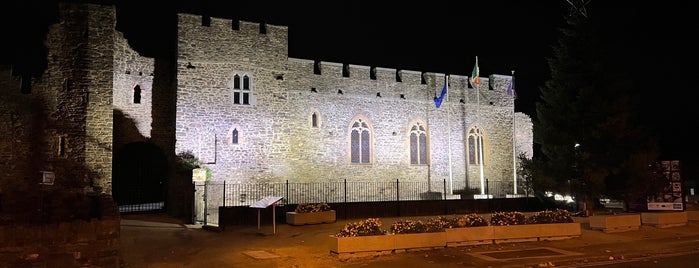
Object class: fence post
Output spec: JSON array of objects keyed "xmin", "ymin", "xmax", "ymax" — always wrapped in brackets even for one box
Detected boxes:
[
  {"xmin": 223, "ymin": 180, "xmax": 226, "ymax": 207},
  {"xmin": 396, "ymin": 179, "xmax": 400, "ymax": 217},
  {"xmin": 343, "ymin": 179, "xmax": 347, "ymax": 220},
  {"xmin": 443, "ymin": 179, "xmax": 447, "ymax": 215},
  {"xmin": 396, "ymin": 179, "xmax": 400, "ymax": 201},
  {"xmin": 486, "ymin": 179, "xmax": 489, "ymax": 198},
  {"xmin": 286, "ymin": 180, "xmax": 289, "ymax": 205},
  {"xmin": 203, "ymin": 181, "xmax": 208, "ymax": 225},
  {"xmin": 443, "ymin": 179, "xmax": 447, "ymax": 200}
]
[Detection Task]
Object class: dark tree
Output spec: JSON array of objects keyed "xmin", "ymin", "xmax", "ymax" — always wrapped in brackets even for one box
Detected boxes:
[{"xmin": 532, "ymin": 2, "xmax": 665, "ymax": 214}]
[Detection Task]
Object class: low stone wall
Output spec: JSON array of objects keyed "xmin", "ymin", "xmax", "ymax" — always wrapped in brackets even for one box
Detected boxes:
[
  {"xmin": 0, "ymin": 196, "xmax": 121, "ymax": 267},
  {"xmin": 286, "ymin": 210, "xmax": 336, "ymax": 225},
  {"xmin": 589, "ymin": 214, "xmax": 641, "ymax": 233},
  {"xmin": 641, "ymin": 211, "xmax": 687, "ymax": 228}
]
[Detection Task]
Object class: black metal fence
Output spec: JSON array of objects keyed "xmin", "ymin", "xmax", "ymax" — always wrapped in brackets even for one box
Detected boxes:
[{"xmin": 194, "ymin": 179, "xmax": 526, "ymax": 226}]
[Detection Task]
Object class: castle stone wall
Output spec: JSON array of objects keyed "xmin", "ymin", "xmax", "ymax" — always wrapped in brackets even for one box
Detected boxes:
[
  {"xmin": 0, "ymin": 3, "xmax": 116, "ymax": 222},
  {"xmin": 173, "ymin": 12, "xmax": 532, "ymax": 197},
  {"xmin": 113, "ymin": 31, "xmax": 155, "ymax": 147}
]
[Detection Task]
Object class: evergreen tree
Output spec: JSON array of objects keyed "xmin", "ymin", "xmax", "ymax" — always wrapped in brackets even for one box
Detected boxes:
[{"xmin": 532, "ymin": 3, "xmax": 664, "ymax": 213}]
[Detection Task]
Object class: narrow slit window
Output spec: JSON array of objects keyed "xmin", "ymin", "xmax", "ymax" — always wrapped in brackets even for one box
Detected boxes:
[
  {"xmin": 133, "ymin": 85, "xmax": 142, "ymax": 104},
  {"xmin": 58, "ymin": 136, "xmax": 67, "ymax": 157}
]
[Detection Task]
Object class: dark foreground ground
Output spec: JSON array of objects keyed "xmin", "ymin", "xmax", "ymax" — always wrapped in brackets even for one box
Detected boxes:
[{"xmin": 119, "ymin": 206, "xmax": 699, "ymax": 268}]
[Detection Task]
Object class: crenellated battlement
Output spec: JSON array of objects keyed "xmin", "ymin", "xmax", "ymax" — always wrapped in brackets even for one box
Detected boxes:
[
  {"xmin": 177, "ymin": 13, "xmax": 289, "ymax": 65},
  {"xmin": 177, "ymin": 13, "xmax": 288, "ymax": 41},
  {"xmin": 286, "ymin": 58, "xmax": 512, "ymax": 106},
  {"xmin": 176, "ymin": 12, "xmax": 515, "ymax": 104}
]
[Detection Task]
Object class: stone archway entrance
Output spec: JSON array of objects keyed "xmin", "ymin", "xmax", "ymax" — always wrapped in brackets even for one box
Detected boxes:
[{"xmin": 113, "ymin": 141, "xmax": 168, "ymax": 212}]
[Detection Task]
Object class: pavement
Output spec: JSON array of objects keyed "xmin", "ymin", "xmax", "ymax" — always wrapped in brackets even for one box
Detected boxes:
[{"xmin": 119, "ymin": 208, "xmax": 699, "ymax": 268}]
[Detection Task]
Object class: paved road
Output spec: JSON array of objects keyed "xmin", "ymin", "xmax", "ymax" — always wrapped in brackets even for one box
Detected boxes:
[
  {"xmin": 119, "ymin": 213, "xmax": 699, "ymax": 268},
  {"xmin": 573, "ymin": 251, "xmax": 699, "ymax": 267},
  {"xmin": 336, "ymin": 232, "xmax": 699, "ymax": 268}
]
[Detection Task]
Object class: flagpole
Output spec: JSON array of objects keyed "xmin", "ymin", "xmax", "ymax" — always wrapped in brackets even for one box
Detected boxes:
[
  {"xmin": 475, "ymin": 56, "xmax": 485, "ymax": 196},
  {"xmin": 446, "ymin": 75, "xmax": 453, "ymax": 195},
  {"xmin": 426, "ymin": 77, "xmax": 432, "ymax": 192},
  {"xmin": 511, "ymin": 70, "xmax": 517, "ymax": 195}
]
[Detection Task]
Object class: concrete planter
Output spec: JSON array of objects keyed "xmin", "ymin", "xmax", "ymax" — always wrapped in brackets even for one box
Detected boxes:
[
  {"xmin": 688, "ymin": 211, "xmax": 699, "ymax": 222},
  {"xmin": 534, "ymin": 222, "xmax": 582, "ymax": 240},
  {"xmin": 330, "ymin": 222, "xmax": 582, "ymax": 254},
  {"xmin": 641, "ymin": 212, "xmax": 687, "ymax": 228},
  {"xmin": 445, "ymin": 226, "xmax": 493, "ymax": 246},
  {"xmin": 491, "ymin": 223, "xmax": 581, "ymax": 243},
  {"xmin": 286, "ymin": 210, "xmax": 336, "ymax": 225},
  {"xmin": 330, "ymin": 234, "xmax": 395, "ymax": 254},
  {"xmin": 331, "ymin": 232, "xmax": 447, "ymax": 254},
  {"xmin": 589, "ymin": 214, "xmax": 641, "ymax": 233},
  {"xmin": 393, "ymin": 232, "xmax": 447, "ymax": 250}
]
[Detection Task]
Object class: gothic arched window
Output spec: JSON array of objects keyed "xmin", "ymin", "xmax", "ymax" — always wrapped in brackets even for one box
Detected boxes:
[
  {"xmin": 468, "ymin": 126, "xmax": 485, "ymax": 165},
  {"xmin": 349, "ymin": 117, "xmax": 372, "ymax": 164},
  {"xmin": 410, "ymin": 122, "xmax": 428, "ymax": 165}
]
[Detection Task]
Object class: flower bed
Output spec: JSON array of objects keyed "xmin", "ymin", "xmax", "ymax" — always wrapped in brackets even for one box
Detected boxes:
[
  {"xmin": 330, "ymin": 209, "xmax": 581, "ymax": 254},
  {"xmin": 286, "ymin": 203, "xmax": 336, "ymax": 225},
  {"xmin": 489, "ymin": 210, "xmax": 580, "ymax": 243},
  {"xmin": 330, "ymin": 218, "xmax": 393, "ymax": 254}
]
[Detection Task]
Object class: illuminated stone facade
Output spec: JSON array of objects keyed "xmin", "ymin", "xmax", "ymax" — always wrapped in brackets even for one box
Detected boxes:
[{"xmin": 0, "ymin": 2, "xmax": 533, "ymax": 220}]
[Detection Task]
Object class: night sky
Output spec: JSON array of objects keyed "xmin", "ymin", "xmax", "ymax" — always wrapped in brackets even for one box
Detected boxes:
[{"xmin": 2, "ymin": 0, "xmax": 696, "ymax": 164}]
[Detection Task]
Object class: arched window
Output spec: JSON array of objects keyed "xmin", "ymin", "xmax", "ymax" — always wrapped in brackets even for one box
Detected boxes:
[
  {"xmin": 311, "ymin": 112, "xmax": 319, "ymax": 128},
  {"xmin": 309, "ymin": 109, "xmax": 322, "ymax": 128},
  {"xmin": 349, "ymin": 117, "xmax": 372, "ymax": 164},
  {"xmin": 231, "ymin": 128, "xmax": 238, "ymax": 144},
  {"xmin": 410, "ymin": 122, "xmax": 428, "ymax": 165},
  {"xmin": 231, "ymin": 128, "xmax": 239, "ymax": 144},
  {"xmin": 233, "ymin": 75, "xmax": 241, "ymax": 89},
  {"xmin": 228, "ymin": 125, "xmax": 243, "ymax": 145},
  {"xmin": 243, "ymin": 75, "xmax": 250, "ymax": 89},
  {"xmin": 468, "ymin": 126, "xmax": 485, "ymax": 165}
]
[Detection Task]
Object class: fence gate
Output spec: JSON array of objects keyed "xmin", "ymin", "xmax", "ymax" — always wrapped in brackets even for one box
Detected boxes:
[
  {"xmin": 193, "ymin": 180, "xmax": 223, "ymax": 226},
  {"xmin": 194, "ymin": 182, "xmax": 206, "ymax": 225}
]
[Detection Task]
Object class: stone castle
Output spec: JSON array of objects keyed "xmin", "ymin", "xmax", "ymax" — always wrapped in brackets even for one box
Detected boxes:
[{"xmin": 0, "ymin": 2, "xmax": 533, "ymax": 220}]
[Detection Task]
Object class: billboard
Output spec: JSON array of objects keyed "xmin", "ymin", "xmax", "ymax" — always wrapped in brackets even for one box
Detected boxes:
[{"xmin": 647, "ymin": 160, "xmax": 684, "ymax": 211}]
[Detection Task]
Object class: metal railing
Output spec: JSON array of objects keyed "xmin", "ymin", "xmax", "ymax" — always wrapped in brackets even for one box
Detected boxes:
[{"xmin": 194, "ymin": 179, "xmax": 525, "ymax": 225}]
